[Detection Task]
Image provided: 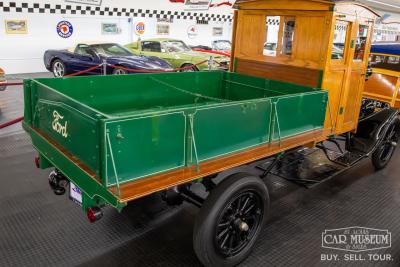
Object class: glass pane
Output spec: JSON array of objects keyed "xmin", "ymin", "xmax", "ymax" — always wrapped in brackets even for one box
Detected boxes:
[
  {"xmin": 332, "ymin": 20, "xmax": 349, "ymax": 60},
  {"xmin": 354, "ymin": 25, "xmax": 369, "ymax": 61},
  {"xmin": 264, "ymin": 16, "xmax": 280, "ymax": 56},
  {"xmin": 388, "ymin": 56, "xmax": 400, "ymax": 64},
  {"xmin": 281, "ymin": 17, "xmax": 295, "ymax": 56}
]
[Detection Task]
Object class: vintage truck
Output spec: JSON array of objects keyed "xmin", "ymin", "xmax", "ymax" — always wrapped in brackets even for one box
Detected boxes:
[{"xmin": 23, "ymin": 1, "xmax": 399, "ymax": 266}]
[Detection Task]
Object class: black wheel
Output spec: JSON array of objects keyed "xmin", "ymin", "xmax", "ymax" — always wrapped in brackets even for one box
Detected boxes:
[
  {"xmin": 112, "ymin": 67, "xmax": 128, "ymax": 75},
  {"xmin": 52, "ymin": 59, "xmax": 66, "ymax": 77},
  {"xmin": 180, "ymin": 63, "xmax": 198, "ymax": 72},
  {"xmin": 372, "ymin": 118, "xmax": 400, "ymax": 170},
  {"xmin": 193, "ymin": 173, "xmax": 269, "ymax": 267}
]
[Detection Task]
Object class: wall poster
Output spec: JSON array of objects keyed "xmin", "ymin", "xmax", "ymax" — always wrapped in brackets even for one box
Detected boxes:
[{"xmin": 5, "ymin": 20, "xmax": 28, "ymax": 34}]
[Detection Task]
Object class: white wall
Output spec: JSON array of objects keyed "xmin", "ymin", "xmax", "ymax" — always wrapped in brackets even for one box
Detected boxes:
[{"xmin": 0, "ymin": 0, "xmax": 234, "ymax": 74}]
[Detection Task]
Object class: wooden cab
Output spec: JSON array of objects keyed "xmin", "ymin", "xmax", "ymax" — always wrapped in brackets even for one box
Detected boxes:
[
  {"xmin": 363, "ymin": 43, "xmax": 400, "ymax": 108},
  {"xmin": 230, "ymin": 0, "xmax": 379, "ymax": 136}
]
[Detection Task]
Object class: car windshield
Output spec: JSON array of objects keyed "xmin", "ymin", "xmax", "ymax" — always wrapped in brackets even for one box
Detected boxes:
[
  {"xmin": 90, "ymin": 43, "xmax": 133, "ymax": 57},
  {"xmin": 163, "ymin": 41, "xmax": 191, "ymax": 53},
  {"xmin": 213, "ymin": 41, "xmax": 231, "ymax": 51}
]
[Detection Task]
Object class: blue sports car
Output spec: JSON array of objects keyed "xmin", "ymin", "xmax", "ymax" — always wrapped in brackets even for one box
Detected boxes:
[{"xmin": 44, "ymin": 42, "xmax": 173, "ymax": 77}]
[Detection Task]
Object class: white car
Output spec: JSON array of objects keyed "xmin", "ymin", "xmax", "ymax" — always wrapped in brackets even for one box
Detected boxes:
[{"xmin": 0, "ymin": 67, "xmax": 6, "ymax": 91}]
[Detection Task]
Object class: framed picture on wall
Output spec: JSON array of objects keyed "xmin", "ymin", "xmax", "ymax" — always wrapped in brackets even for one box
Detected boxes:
[
  {"xmin": 157, "ymin": 24, "xmax": 170, "ymax": 35},
  {"xmin": 5, "ymin": 20, "xmax": 28, "ymax": 34},
  {"xmin": 184, "ymin": 0, "xmax": 212, "ymax": 10},
  {"xmin": 213, "ymin": 27, "xmax": 223, "ymax": 36},
  {"xmin": 101, "ymin": 23, "xmax": 119, "ymax": 34}
]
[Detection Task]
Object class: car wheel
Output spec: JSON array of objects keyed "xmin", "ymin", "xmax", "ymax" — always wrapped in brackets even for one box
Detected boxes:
[
  {"xmin": 180, "ymin": 64, "xmax": 197, "ymax": 72},
  {"xmin": 372, "ymin": 118, "xmax": 400, "ymax": 170},
  {"xmin": 193, "ymin": 173, "xmax": 269, "ymax": 267},
  {"xmin": 112, "ymin": 68, "xmax": 128, "ymax": 75},
  {"xmin": 52, "ymin": 59, "xmax": 66, "ymax": 77}
]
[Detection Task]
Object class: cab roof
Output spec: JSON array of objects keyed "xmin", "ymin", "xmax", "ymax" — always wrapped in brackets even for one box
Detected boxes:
[{"xmin": 233, "ymin": 0, "xmax": 380, "ymax": 17}]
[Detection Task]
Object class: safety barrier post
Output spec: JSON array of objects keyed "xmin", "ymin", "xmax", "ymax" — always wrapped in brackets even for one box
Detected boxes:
[
  {"xmin": 208, "ymin": 56, "xmax": 214, "ymax": 71},
  {"xmin": 103, "ymin": 59, "xmax": 107, "ymax": 76}
]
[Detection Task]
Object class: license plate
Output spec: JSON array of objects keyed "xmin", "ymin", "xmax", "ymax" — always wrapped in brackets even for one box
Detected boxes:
[{"xmin": 69, "ymin": 183, "xmax": 82, "ymax": 206}]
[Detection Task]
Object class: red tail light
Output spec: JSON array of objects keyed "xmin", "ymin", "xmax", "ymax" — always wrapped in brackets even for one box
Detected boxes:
[
  {"xmin": 34, "ymin": 156, "xmax": 40, "ymax": 168},
  {"xmin": 87, "ymin": 207, "xmax": 103, "ymax": 223}
]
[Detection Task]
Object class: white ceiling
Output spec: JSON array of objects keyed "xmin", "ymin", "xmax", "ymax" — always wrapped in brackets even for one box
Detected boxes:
[{"xmin": 359, "ymin": 0, "xmax": 400, "ymax": 13}]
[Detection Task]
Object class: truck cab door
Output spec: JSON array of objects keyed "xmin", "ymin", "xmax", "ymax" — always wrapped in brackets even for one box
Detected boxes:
[{"xmin": 337, "ymin": 22, "xmax": 373, "ymax": 133}]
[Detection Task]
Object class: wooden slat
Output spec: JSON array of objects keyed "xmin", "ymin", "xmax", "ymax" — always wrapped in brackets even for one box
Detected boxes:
[
  {"xmin": 110, "ymin": 129, "xmax": 325, "ymax": 202},
  {"xmin": 236, "ymin": 58, "xmax": 321, "ymax": 87}
]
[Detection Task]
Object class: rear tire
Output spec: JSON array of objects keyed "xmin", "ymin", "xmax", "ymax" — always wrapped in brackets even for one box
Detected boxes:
[
  {"xmin": 193, "ymin": 173, "xmax": 269, "ymax": 267},
  {"xmin": 371, "ymin": 118, "xmax": 400, "ymax": 170}
]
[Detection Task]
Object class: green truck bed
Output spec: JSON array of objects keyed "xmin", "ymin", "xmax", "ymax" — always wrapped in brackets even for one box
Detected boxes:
[{"xmin": 23, "ymin": 71, "xmax": 328, "ymax": 210}]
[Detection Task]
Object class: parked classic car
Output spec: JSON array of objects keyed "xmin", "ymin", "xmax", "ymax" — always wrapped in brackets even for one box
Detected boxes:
[
  {"xmin": 0, "ymin": 67, "xmax": 6, "ymax": 91},
  {"xmin": 125, "ymin": 38, "xmax": 230, "ymax": 71},
  {"xmin": 191, "ymin": 40, "xmax": 231, "ymax": 57},
  {"xmin": 44, "ymin": 42, "xmax": 173, "ymax": 77}
]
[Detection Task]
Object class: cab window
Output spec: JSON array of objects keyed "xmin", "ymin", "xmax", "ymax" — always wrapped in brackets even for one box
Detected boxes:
[
  {"xmin": 141, "ymin": 41, "xmax": 161, "ymax": 52},
  {"xmin": 331, "ymin": 20, "xmax": 349, "ymax": 60},
  {"xmin": 354, "ymin": 25, "xmax": 369, "ymax": 61},
  {"xmin": 264, "ymin": 16, "xmax": 296, "ymax": 57}
]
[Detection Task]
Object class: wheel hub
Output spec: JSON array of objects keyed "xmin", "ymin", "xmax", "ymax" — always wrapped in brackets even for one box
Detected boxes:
[{"xmin": 235, "ymin": 219, "xmax": 249, "ymax": 232}]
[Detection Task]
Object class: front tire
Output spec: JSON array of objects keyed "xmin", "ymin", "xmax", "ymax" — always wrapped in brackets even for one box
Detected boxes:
[
  {"xmin": 193, "ymin": 173, "xmax": 269, "ymax": 267},
  {"xmin": 372, "ymin": 118, "xmax": 400, "ymax": 170},
  {"xmin": 52, "ymin": 59, "xmax": 66, "ymax": 77}
]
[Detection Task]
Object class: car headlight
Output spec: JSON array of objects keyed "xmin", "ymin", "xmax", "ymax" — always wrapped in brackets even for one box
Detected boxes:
[{"xmin": 0, "ymin": 67, "xmax": 6, "ymax": 91}]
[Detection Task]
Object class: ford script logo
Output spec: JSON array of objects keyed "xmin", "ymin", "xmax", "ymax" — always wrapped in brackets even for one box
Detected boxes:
[
  {"xmin": 52, "ymin": 110, "xmax": 69, "ymax": 138},
  {"xmin": 322, "ymin": 227, "xmax": 391, "ymax": 252}
]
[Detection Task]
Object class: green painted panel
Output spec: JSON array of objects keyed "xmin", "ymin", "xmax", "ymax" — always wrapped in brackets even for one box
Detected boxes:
[
  {"xmin": 271, "ymin": 92, "xmax": 328, "ymax": 141},
  {"xmin": 35, "ymin": 99, "xmax": 101, "ymax": 175},
  {"xmin": 104, "ymin": 112, "xmax": 186, "ymax": 186},
  {"xmin": 193, "ymin": 99, "xmax": 272, "ymax": 162},
  {"xmin": 24, "ymin": 122, "xmax": 123, "ymax": 211}
]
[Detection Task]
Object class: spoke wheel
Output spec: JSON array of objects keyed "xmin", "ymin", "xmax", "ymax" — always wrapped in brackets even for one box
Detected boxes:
[
  {"xmin": 372, "ymin": 118, "xmax": 400, "ymax": 170},
  {"xmin": 215, "ymin": 191, "xmax": 263, "ymax": 258},
  {"xmin": 193, "ymin": 173, "xmax": 269, "ymax": 267},
  {"xmin": 52, "ymin": 60, "xmax": 65, "ymax": 77}
]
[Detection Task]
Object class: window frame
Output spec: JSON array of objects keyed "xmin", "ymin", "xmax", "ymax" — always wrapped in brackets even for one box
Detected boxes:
[
  {"xmin": 330, "ymin": 19, "xmax": 352, "ymax": 64},
  {"xmin": 263, "ymin": 15, "xmax": 296, "ymax": 59}
]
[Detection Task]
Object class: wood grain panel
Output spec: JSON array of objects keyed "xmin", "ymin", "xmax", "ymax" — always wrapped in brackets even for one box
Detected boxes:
[
  {"xmin": 234, "ymin": 0, "xmax": 333, "ymax": 11},
  {"xmin": 235, "ymin": 12, "xmax": 265, "ymax": 58},
  {"xmin": 322, "ymin": 70, "xmax": 346, "ymax": 132},
  {"xmin": 236, "ymin": 58, "xmax": 321, "ymax": 87},
  {"xmin": 294, "ymin": 16, "xmax": 328, "ymax": 64},
  {"xmin": 343, "ymin": 71, "xmax": 364, "ymax": 130},
  {"xmin": 110, "ymin": 129, "xmax": 325, "ymax": 202}
]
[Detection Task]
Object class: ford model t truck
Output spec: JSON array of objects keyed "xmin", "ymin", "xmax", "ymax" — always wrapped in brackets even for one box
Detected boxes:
[{"xmin": 23, "ymin": 1, "xmax": 399, "ymax": 266}]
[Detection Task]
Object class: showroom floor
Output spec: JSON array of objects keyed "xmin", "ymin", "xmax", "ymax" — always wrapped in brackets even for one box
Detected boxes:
[{"xmin": 1, "ymin": 73, "xmax": 400, "ymax": 267}]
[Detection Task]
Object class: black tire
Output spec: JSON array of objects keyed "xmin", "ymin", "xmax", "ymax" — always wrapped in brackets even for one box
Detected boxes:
[
  {"xmin": 371, "ymin": 118, "xmax": 400, "ymax": 170},
  {"xmin": 52, "ymin": 59, "xmax": 67, "ymax": 77},
  {"xmin": 112, "ymin": 67, "xmax": 128, "ymax": 75},
  {"xmin": 180, "ymin": 63, "xmax": 198, "ymax": 72},
  {"xmin": 193, "ymin": 173, "xmax": 269, "ymax": 267}
]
